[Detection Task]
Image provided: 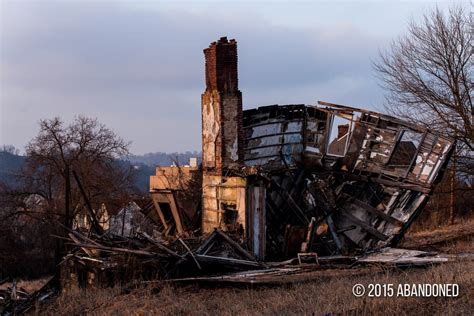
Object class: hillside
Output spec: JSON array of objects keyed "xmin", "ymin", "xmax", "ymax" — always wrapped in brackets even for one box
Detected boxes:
[
  {"xmin": 0, "ymin": 150, "xmax": 198, "ymax": 193},
  {"xmin": 0, "ymin": 151, "xmax": 25, "ymax": 188},
  {"xmin": 127, "ymin": 151, "xmax": 201, "ymax": 167}
]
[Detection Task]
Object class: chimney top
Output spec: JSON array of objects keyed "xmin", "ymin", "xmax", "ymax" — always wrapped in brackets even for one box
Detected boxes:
[
  {"xmin": 203, "ymin": 37, "xmax": 238, "ymax": 92},
  {"xmin": 206, "ymin": 37, "xmax": 237, "ymax": 49},
  {"xmin": 337, "ymin": 124, "xmax": 349, "ymax": 139}
]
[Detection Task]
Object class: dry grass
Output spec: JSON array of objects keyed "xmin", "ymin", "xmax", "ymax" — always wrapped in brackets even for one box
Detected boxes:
[
  {"xmin": 41, "ymin": 260, "xmax": 473, "ymax": 315},
  {"xmin": 401, "ymin": 217, "xmax": 474, "ymax": 253}
]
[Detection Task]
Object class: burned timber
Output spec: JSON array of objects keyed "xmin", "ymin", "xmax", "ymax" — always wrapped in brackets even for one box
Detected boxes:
[{"xmin": 52, "ymin": 37, "xmax": 457, "ymax": 292}]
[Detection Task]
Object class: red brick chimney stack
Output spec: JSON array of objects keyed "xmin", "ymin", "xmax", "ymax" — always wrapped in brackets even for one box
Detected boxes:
[
  {"xmin": 204, "ymin": 37, "xmax": 238, "ymax": 93},
  {"xmin": 201, "ymin": 37, "xmax": 244, "ymax": 175},
  {"xmin": 337, "ymin": 124, "xmax": 349, "ymax": 139}
]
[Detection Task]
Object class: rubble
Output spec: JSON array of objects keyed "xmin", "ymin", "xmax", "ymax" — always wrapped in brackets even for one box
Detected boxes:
[
  {"xmin": 0, "ymin": 277, "xmax": 55, "ymax": 315},
  {"xmin": 57, "ymin": 228, "xmax": 466, "ymax": 290},
  {"xmin": 57, "ymin": 226, "xmax": 267, "ymax": 291}
]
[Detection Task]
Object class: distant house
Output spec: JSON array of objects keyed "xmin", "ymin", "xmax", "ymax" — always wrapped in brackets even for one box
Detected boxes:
[
  {"xmin": 109, "ymin": 201, "xmax": 140, "ymax": 236},
  {"xmin": 13, "ymin": 194, "xmax": 48, "ymax": 242},
  {"xmin": 73, "ymin": 203, "xmax": 110, "ymax": 231},
  {"xmin": 72, "ymin": 199, "xmax": 154, "ymax": 237},
  {"xmin": 108, "ymin": 201, "xmax": 155, "ymax": 237}
]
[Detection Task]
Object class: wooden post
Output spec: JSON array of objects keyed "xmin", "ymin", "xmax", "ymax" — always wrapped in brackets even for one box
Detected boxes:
[
  {"xmin": 449, "ymin": 153, "xmax": 457, "ymax": 225},
  {"xmin": 65, "ymin": 164, "xmax": 71, "ymax": 228},
  {"xmin": 72, "ymin": 170, "xmax": 103, "ymax": 235},
  {"xmin": 121, "ymin": 203, "xmax": 126, "ymax": 236}
]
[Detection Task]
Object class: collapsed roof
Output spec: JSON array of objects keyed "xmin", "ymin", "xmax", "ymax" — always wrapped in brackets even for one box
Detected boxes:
[{"xmin": 241, "ymin": 102, "xmax": 454, "ymax": 259}]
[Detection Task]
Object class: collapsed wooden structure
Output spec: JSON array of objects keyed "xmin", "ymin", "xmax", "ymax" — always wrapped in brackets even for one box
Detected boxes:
[
  {"xmin": 149, "ymin": 37, "xmax": 455, "ymax": 262},
  {"xmin": 56, "ymin": 37, "xmax": 455, "ymax": 291},
  {"xmin": 57, "ymin": 228, "xmax": 461, "ymax": 290}
]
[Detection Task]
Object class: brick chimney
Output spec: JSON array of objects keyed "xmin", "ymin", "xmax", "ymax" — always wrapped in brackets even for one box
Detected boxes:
[
  {"xmin": 337, "ymin": 124, "xmax": 349, "ymax": 139},
  {"xmin": 201, "ymin": 37, "xmax": 244, "ymax": 174},
  {"xmin": 201, "ymin": 37, "xmax": 246, "ymax": 234}
]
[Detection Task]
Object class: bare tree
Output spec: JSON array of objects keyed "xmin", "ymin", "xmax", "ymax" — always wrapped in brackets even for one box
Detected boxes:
[
  {"xmin": 0, "ymin": 116, "xmax": 138, "ymax": 276},
  {"xmin": 2, "ymin": 116, "xmax": 136, "ymax": 226},
  {"xmin": 374, "ymin": 7, "xmax": 472, "ymax": 170},
  {"xmin": 374, "ymin": 6, "xmax": 473, "ymax": 223}
]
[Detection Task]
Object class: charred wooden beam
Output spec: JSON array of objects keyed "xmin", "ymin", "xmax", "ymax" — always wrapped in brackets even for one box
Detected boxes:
[
  {"xmin": 340, "ymin": 193, "xmax": 403, "ymax": 226},
  {"xmin": 195, "ymin": 230, "xmax": 219, "ymax": 255},
  {"xmin": 339, "ymin": 209, "xmax": 389, "ymax": 241},
  {"xmin": 139, "ymin": 232, "xmax": 184, "ymax": 259},
  {"xmin": 67, "ymin": 242, "xmax": 163, "ymax": 257},
  {"xmin": 177, "ymin": 236, "xmax": 201, "ymax": 269},
  {"xmin": 344, "ymin": 174, "xmax": 431, "ymax": 193},
  {"xmin": 214, "ymin": 229, "xmax": 257, "ymax": 262},
  {"xmin": 326, "ymin": 215, "xmax": 343, "ymax": 251},
  {"xmin": 195, "ymin": 254, "xmax": 263, "ymax": 268}
]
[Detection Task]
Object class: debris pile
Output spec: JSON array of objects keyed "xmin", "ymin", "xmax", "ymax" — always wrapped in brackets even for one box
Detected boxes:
[
  {"xmin": 0, "ymin": 277, "xmax": 55, "ymax": 315},
  {"xmin": 59, "ymin": 228, "xmax": 462, "ymax": 288},
  {"xmin": 59, "ymin": 228, "xmax": 269, "ymax": 290}
]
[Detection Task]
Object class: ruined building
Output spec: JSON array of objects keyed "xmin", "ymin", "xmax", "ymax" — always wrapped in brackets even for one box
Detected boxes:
[
  {"xmin": 150, "ymin": 37, "xmax": 455, "ymax": 261},
  {"xmin": 150, "ymin": 158, "xmax": 200, "ymax": 237}
]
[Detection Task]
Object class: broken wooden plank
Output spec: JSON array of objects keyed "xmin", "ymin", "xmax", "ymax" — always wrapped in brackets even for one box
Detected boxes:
[
  {"xmin": 73, "ymin": 255, "xmax": 105, "ymax": 263},
  {"xmin": 72, "ymin": 170, "xmax": 104, "ymax": 235},
  {"xmin": 68, "ymin": 242, "xmax": 162, "ymax": 257},
  {"xmin": 70, "ymin": 230, "xmax": 102, "ymax": 247},
  {"xmin": 358, "ymin": 247, "xmax": 450, "ymax": 266},
  {"xmin": 195, "ymin": 230, "xmax": 219, "ymax": 255},
  {"xmin": 139, "ymin": 232, "xmax": 184, "ymax": 259},
  {"xmin": 68, "ymin": 233, "xmax": 97, "ymax": 257},
  {"xmin": 345, "ymin": 174, "xmax": 431, "ymax": 193},
  {"xmin": 195, "ymin": 254, "xmax": 263, "ymax": 268},
  {"xmin": 177, "ymin": 236, "xmax": 201, "ymax": 269},
  {"xmin": 341, "ymin": 193, "xmax": 403, "ymax": 226},
  {"xmin": 339, "ymin": 209, "xmax": 389, "ymax": 241},
  {"xmin": 214, "ymin": 229, "xmax": 257, "ymax": 262}
]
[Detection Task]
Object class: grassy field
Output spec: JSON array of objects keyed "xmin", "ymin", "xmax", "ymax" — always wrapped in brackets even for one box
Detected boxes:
[
  {"xmin": 40, "ymin": 220, "xmax": 474, "ymax": 315},
  {"xmin": 41, "ymin": 260, "xmax": 472, "ymax": 315}
]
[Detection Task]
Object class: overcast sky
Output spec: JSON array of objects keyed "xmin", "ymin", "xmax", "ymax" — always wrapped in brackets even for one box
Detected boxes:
[{"xmin": 0, "ymin": 0, "xmax": 465, "ymax": 155}]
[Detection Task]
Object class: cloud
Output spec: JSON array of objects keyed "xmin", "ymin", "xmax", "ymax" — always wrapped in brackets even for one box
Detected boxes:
[{"xmin": 0, "ymin": 1, "xmax": 389, "ymax": 154}]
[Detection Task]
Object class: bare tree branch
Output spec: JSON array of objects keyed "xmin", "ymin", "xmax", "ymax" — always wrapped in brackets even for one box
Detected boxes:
[{"xmin": 374, "ymin": 6, "xmax": 473, "ymax": 176}]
